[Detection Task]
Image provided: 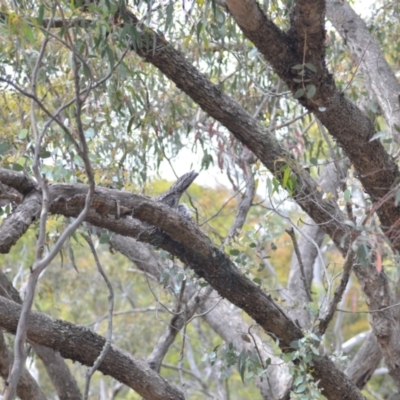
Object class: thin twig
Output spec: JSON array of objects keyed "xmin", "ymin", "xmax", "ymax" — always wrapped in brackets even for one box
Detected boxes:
[
  {"xmin": 341, "ymin": 39, "xmax": 372, "ymax": 94},
  {"xmin": 248, "ymin": 325, "xmax": 266, "ymax": 369},
  {"xmin": 224, "ymin": 164, "xmax": 255, "ymax": 245},
  {"xmin": 285, "ymin": 228, "xmax": 313, "ymax": 302},
  {"xmin": 4, "ymin": 22, "xmax": 96, "ymax": 397},
  {"xmin": 81, "ymin": 233, "xmax": 114, "ymax": 400},
  {"xmin": 4, "ymin": 33, "xmax": 51, "ymax": 399},
  {"xmin": 272, "ymin": 111, "xmax": 309, "ymax": 131},
  {"xmin": 337, "ymin": 301, "xmax": 400, "ymax": 314},
  {"xmin": 315, "ymin": 246, "xmax": 355, "ymax": 335}
]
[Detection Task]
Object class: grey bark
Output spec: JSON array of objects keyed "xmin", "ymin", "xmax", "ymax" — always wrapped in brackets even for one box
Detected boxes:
[
  {"xmin": 0, "ymin": 3, "xmax": 396, "ymax": 396},
  {"xmin": 0, "ymin": 270, "xmax": 82, "ymax": 399},
  {"xmin": 0, "ymin": 330, "xmax": 47, "ymax": 400},
  {"xmin": 284, "ymin": 161, "xmax": 348, "ymax": 328},
  {"xmin": 0, "ymin": 170, "xmax": 357, "ymax": 398},
  {"xmin": 222, "ymin": 0, "xmax": 400, "ymax": 251},
  {"xmin": 115, "ymin": 3, "xmax": 400, "ymax": 391},
  {"xmin": 0, "ymin": 296, "xmax": 185, "ymax": 400},
  {"xmin": 345, "ymin": 333, "xmax": 382, "ymax": 389},
  {"xmin": 326, "ymin": 0, "xmax": 400, "ymax": 137}
]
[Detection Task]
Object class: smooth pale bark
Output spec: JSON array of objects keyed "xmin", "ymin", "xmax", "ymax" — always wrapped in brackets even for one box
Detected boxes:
[
  {"xmin": 285, "ymin": 161, "xmax": 348, "ymax": 328},
  {"xmin": 34, "ymin": 345, "xmax": 83, "ymax": 400},
  {"xmin": 352, "ymin": 262, "xmax": 400, "ymax": 386},
  {"xmin": 345, "ymin": 333, "xmax": 382, "ymax": 389},
  {"xmin": 199, "ymin": 298, "xmax": 290, "ymax": 399},
  {"xmin": 326, "ymin": 0, "xmax": 400, "ymax": 136}
]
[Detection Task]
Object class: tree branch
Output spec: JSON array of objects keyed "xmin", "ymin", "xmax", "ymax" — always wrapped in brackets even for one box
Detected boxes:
[
  {"xmin": 326, "ymin": 0, "xmax": 400, "ymax": 138},
  {"xmin": 345, "ymin": 333, "xmax": 382, "ymax": 389},
  {"xmin": 0, "ymin": 175, "xmax": 365, "ymax": 399},
  {"xmin": 0, "ymin": 331, "xmax": 47, "ymax": 400},
  {"xmin": 0, "ymin": 268, "xmax": 82, "ymax": 399},
  {"xmin": 0, "ymin": 296, "xmax": 185, "ymax": 400},
  {"xmin": 316, "ymin": 247, "xmax": 355, "ymax": 335},
  {"xmin": 225, "ymin": 0, "xmax": 400, "ymax": 252}
]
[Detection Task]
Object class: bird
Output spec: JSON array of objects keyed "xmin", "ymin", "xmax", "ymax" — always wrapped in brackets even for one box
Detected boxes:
[
  {"xmin": 154, "ymin": 171, "xmax": 198, "ymax": 213},
  {"xmin": 176, "ymin": 203, "xmax": 193, "ymax": 220}
]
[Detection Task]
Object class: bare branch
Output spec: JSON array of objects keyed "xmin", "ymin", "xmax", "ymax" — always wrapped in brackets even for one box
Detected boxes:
[
  {"xmin": 228, "ymin": 0, "xmax": 400, "ymax": 253},
  {"xmin": 147, "ymin": 286, "xmax": 213, "ymax": 372},
  {"xmin": 0, "ymin": 270, "xmax": 82, "ymax": 399},
  {"xmin": 0, "ymin": 191, "xmax": 42, "ymax": 254},
  {"xmin": 0, "ymin": 296, "xmax": 185, "ymax": 400},
  {"xmin": 316, "ymin": 247, "xmax": 356, "ymax": 335},
  {"xmin": 81, "ymin": 233, "xmax": 114, "ymax": 400},
  {"xmin": 352, "ymin": 260, "xmax": 400, "ymax": 386},
  {"xmin": 5, "ymin": 26, "xmax": 96, "ymax": 397},
  {"xmin": 286, "ymin": 228, "xmax": 313, "ymax": 302},
  {"xmin": 0, "ymin": 331, "xmax": 47, "ymax": 400},
  {"xmin": 224, "ymin": 161, "xmax": 255, "ymax": 244},
  {"xmin": 118, "ymin": 8, "xmax": 350, "ymax": 253},
  {"xmin": 5, "ymin": 34, "xmax": 52, "ymax": 397}
]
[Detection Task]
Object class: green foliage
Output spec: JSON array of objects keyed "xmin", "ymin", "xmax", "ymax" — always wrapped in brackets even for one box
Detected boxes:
[
  {"xmin": 207, "ymin": 342, "xmax": 270, "ymax": 385},
  {"xmin": 285, "ymin": 333, "xmax": 327, "ymax": 399}
]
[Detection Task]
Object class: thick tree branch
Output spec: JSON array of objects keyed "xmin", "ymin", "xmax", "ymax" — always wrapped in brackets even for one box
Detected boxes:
[
  {"xmin": 0, "ymin": 176, "xmax": 364, "ymax": 400},
  {"xmin": 0, "ymin": 296, "xmax": 185, "ymax": 400},
  {"xmin": 148, "ymin": 164, "xmax": 255, "ymax": 373},
  {"xmin": 0, "ymin": 169, "xmax": 37, "ymax": 195},
  {"xmin": 289, "ymin": 0, "xmax": 326, "ymax": 65},
  {"xmin": 0, "ymin": 190, "xmax": 42, "ymax": 254},
  {"xmin": 117, "ymin": 11, "xmax": 350, "ymax": 255},
  {"xmin": 224, "ymin": 0, "xmax": 400, "ymax": 252},
  {"xmin": 0, "ymin": 270, "xmax": 83, "ymax": 399},
  {"xmin": 0, "ymin": 331, "xmax": 47, "ymax": 400},
  {"xmin": 110, "ymin": 236, "xmax": 286, "ymax": 398},
  {"xmin": 352, "ymin": 262, "xmax": 400, "ymax": 388}
]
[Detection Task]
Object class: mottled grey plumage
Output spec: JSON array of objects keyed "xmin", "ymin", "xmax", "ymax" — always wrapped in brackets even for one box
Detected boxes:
[
  {"xmin": 146, "ymin": 172, "xmax": 197, "ymax": 245},
  {"xmin": 177, "ymin": 203, "xmax": 192, "ymax": 220},
  {"xmin": 155, "ymin": 171, "xmax": 198, "ymax": 211}
]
